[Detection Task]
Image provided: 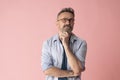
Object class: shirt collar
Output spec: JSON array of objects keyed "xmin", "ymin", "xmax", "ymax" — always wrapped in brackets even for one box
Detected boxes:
[{"xmin": 53, "ymin": 33, "xmax": 77, "ymax": 43}]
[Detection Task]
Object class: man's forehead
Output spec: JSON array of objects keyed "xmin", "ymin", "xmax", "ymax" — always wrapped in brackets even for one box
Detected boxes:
[{"xmin": 58, "ymin": 12, "xmax": 74, "ymax": 19}]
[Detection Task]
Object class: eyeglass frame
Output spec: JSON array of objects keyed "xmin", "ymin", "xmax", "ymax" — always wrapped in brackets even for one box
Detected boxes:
[{"xmin": 57, "ymin": 18, "xmax": 74, "ymax": 23}]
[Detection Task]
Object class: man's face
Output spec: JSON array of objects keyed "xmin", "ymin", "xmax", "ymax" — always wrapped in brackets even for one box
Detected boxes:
[{"xmin": 56, "ymin": 12, "xmax": 74, "ymax": 33}]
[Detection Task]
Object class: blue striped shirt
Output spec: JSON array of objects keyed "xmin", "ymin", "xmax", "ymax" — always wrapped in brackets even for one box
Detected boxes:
[{"xmin": 41, "ymin": 34, "xmax": 87, "ymax": 80}]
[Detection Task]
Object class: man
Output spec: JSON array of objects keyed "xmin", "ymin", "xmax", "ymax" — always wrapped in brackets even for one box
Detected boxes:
[{"xmin": 41, "ymin": 7, "xmax": 87, "ymax": 80}]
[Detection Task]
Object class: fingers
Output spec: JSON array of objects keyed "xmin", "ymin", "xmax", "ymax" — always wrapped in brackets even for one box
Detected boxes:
[
  {"xmin": 59, "ymin": 31, "xmax": 70, "ymax": 44},
  {"xmin": 61, "ymin": 32, "xmax": 69, "ymax": 37}
]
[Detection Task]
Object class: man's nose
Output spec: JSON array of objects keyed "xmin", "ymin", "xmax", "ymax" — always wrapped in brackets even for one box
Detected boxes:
[{"xmin": 65, "ymin": 20, "xmax": 70, "ymax": 24}]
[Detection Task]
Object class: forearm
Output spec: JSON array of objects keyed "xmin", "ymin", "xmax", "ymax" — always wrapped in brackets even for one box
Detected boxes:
[
  {"xmin": 59, "ymin": 32, "xmax": 84, "ymax": 74},
  {"xmin": 64, "ymin": 45, "xmax": 82, "ymax": 74},
  {"xmin": 44, "ymin": 67, "xmax": 74, "ymax": 78}
]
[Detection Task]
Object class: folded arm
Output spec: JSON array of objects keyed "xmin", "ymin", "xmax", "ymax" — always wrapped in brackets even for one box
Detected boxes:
[{"xmin": 43, "ymin": 67, "xmax": 79, "ymax": 78}]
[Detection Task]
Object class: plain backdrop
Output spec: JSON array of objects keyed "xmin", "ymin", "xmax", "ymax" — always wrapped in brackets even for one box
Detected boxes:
[{"xmin": 0, "ymin": 0, "xmax": 120, "ymax": 80}]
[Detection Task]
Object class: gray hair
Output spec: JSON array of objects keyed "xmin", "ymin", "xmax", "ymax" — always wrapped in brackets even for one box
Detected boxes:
[{"xmin": 57, "ymin": 7, "xmax": 75, "ymax": 18}]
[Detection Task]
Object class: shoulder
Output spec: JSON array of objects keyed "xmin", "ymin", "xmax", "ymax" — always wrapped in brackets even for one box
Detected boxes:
[
  {"xmin": 72, "ymin": 34, "xmax": 87, "ymax": 52},
  {"xmin": 72, "ymin": 34, "xmax": 87, "ymax": 45},
  {"xmin": 42, "ymin": 34, "xmax": 58, "ymax": 47}
]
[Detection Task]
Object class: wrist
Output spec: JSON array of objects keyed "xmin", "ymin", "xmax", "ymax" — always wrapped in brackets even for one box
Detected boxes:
[{"xmin": 63, "ymin": 44, "xmax": 70, "ymax": 50}]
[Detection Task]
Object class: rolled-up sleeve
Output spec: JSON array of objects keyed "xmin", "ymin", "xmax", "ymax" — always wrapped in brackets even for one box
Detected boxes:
[
  {"xmin": 41, "ymin": 40, "xmax": 53, "ymax": 71},
  {"xmin": 75, "ymin": 40, "xmax": 87, "ymax": 70}
]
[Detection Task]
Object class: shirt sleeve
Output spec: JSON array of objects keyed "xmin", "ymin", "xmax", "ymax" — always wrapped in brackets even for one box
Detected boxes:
[
  {"xmin": 75, "ymin": 40, "xmax": 87, "ymax": 70},
  {"xmin": 41, "ymin": 40, "xmax": 53, "ymax": 71}
]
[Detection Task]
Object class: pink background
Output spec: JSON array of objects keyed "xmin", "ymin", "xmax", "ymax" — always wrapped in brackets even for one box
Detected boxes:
[{"xmin": 0, "ymin": 0, "xmax": 120, "ymax": 80}]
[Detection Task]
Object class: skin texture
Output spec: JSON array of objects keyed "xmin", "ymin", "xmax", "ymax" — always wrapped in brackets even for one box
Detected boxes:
[{"xmin": 44, "ymin": 12, "xmax": 83, "ymax": 78}]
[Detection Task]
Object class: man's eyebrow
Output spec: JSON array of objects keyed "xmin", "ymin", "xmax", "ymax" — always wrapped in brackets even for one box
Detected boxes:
[{"xmin": 61, "ymin": 17, "xmax": 74, "ymax": 19}]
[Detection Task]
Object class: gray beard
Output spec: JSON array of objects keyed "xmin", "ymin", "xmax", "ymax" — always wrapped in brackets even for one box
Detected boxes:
[{"xmin": 63, "ymin": 27, "xmax": 72, "ymax": 33}]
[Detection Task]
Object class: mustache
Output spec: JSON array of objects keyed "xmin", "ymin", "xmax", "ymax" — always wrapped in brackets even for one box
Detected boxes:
[{"xmin": 64, "ymin": 25, "xmax": 71, "ymax": 28}]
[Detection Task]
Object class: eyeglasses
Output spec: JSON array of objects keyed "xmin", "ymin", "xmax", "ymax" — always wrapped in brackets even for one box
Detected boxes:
[{"xmin": 57, "ymin": 18, "xmax": 74, "ymax": 23}]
